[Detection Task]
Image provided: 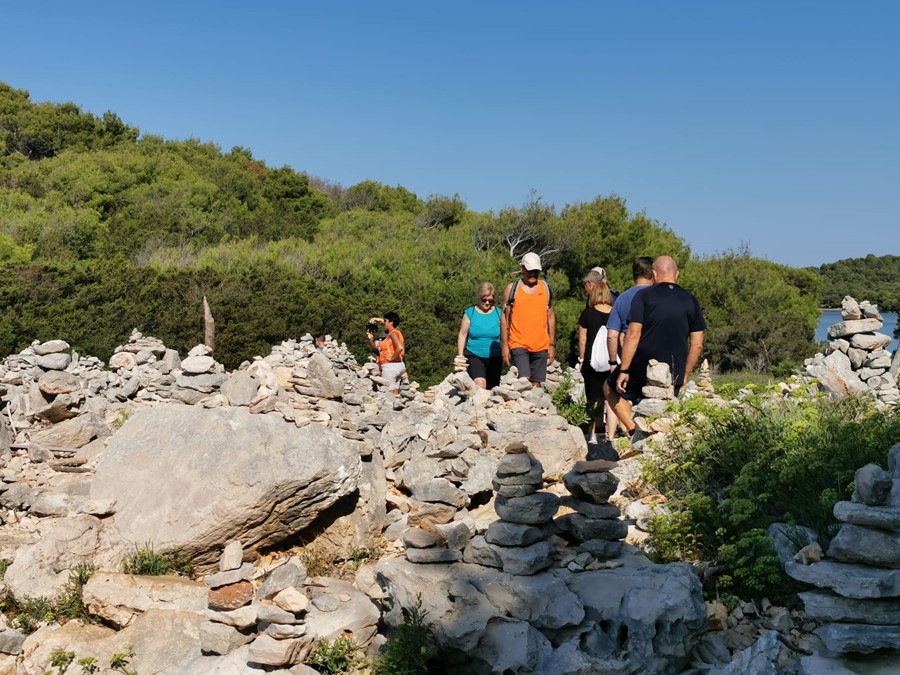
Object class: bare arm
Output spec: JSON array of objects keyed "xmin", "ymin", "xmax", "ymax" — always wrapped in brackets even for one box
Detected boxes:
[
  {"xmin": 577, "ymin": 326, "xmax": 587, "ymax": 361},
  {"xmin": 547, "ymin": 306, "xmax": 557, "ymax": 363},
  {"xmin": 616, "ymin": 322, "xmax": 643, "ymax": 393},
  {"xmin": 457, "ymin": 313, "xmax": 471, "ymax": 357},
  {"xmin": 500, "ymin": 284, "xmax": 513, "ymax": 366},
  {"xmin": 607, "ymin": 328, "xmax": 620, "ymax": 364},
  {"xmin": 683, "ymin": 330, "xmax": 704, "ymax": 385}
]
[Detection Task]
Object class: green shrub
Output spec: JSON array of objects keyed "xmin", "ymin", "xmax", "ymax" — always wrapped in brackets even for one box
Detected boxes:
[
  {"xmin": 550, "ymin": 373, "xmax": 590, "ymax": 427},
  {"xmin": 122, "ymin": 544, "xmax": 192, "ymax": 577},
  {"xmin": 307, "ymin": 636, "xmax": 362, "ymax": 674},
  {"xmin": 376, "ymin": 594, "xmax": 437, "ymax": 675},
  {"xmin": 643, "ymin": 390, "xmax": 900, "ymax": 599},
  {"xmin": 55, "ymin": 562, "xmax": 96, "ymax": 621},
  {"xmin": 49, "ymin": 650, "xmax": 75, "ymax": 675}
]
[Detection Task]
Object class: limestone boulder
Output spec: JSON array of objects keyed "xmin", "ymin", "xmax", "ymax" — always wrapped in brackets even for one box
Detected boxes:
[
  {"xmin": 374, "ymin": 557, "xmax": 705, "ymax": 673},
  {"xmin": 4, "ymin": 515, "xmax": 125, "ymax": 602},
  {"xmin": 806, "ymin": 351, "xmax": 868, "ymax": 396},
  {"xmin": 18, "ymin": 609, "xmax": 204, "ymax": 675},
  {"xmin": 82, "ymin": 572, "xmax": 209, "ymax": 628},
  {"xmin": 306, "ymin": 352, "xmax": 346, "ymax": 399},
  {"xmin": 90, "ymin": 406, "xmax": 361, "ymax": 566},
  {"xmin": 29, "ymin": 413, "xmax": 103, "ymax": 449}
]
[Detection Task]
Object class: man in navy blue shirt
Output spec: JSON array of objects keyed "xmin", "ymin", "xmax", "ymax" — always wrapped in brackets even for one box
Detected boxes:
[{"xmin": 609, "ymin": 256, "xmax": 706, "ymax": 440}]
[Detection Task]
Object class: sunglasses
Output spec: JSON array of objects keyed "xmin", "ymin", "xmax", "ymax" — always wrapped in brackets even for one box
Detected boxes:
[{"xmin": 480, "ymin": 297, "xmax": 495, "ymax": 303}]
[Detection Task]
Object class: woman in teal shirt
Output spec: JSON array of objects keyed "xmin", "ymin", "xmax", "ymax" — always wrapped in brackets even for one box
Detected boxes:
[{"xmin": 456, "ymin": 282, "xmax": 503, "ymax": 389}]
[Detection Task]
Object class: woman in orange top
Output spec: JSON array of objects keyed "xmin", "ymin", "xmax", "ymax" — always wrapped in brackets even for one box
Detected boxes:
[{"xmin": 366, "ymin": 311, "xmax": 405, "ymax": 394}]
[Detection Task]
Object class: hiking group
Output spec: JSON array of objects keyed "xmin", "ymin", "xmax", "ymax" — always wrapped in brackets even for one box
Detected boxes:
[
  {"xmin": 458, "ymin": 252, "xmax": 706, "ymax": 445},
  {"xmin": 372, "ymin": 251, "xmax": 706, "ymax": 446}
]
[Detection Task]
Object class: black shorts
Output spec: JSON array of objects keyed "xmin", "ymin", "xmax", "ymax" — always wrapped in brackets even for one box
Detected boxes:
[
  {"xmin": 606, "ymin": 368, "xmax": 644, "ymax": 403},
  {"xmin": 581, "ymin": 363, "xmax": 608, "ymax": 403},
  {"xmin": 465, "ymin": 350, "xmax": 502, "ymax": 389}
]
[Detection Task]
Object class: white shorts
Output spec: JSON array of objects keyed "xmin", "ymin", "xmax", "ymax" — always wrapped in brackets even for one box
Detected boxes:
[{"xmin": 380, "ymin": 362, "xmax": 406, "ymax": 390}]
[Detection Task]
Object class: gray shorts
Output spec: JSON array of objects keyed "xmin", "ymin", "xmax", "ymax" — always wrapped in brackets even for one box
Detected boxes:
[{"xmin": 510, "ymin": 348, "xmax": 548, "ymax": 383}]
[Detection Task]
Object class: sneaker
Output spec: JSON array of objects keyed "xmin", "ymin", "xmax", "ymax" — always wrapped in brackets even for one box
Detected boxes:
[{"xmin": 587, "ymin": 434, "xmax": 598, "ymax": 445}]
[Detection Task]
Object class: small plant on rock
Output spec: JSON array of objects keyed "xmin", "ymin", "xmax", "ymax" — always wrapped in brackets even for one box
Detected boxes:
[
  {"xmin": 56, "ymin": 562, "xmax": 96, "ymax": 621},
  {"xmin": 48, "ymin": 650, "xmax": 75, "ymax": 675},
  {"xmin": 376, "ymin": 594, "xmax": 437, "ymax": 675},
  {"xmin": 307, "ymin": 635, "xmax": 362, "ymax": 674},
  {"xmin": 550, "ymin": 373, "xmax": 590, "ymax": 427},
  {"xmin": 109, "ymin": 645, "xmax": 137, "ymax": 675},
  {"xmin": 122, "ymin": 543, "xmax": 192, "ymax": 577}
]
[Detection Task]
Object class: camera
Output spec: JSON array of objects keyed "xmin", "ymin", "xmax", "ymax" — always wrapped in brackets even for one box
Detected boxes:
[{"xmin": 366, "ymin": 322, "xmax": 379, "ymax": 334}]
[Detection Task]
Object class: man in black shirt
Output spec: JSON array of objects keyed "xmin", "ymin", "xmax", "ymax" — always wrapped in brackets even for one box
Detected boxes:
[{"xmin": 610, "ymin": 256, "xmax": 706, "ymax": 439}]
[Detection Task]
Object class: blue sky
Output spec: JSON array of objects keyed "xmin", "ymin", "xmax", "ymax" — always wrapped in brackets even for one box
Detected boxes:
[{"xmin": 3, "ymin": 1, "xmax": 898, "ymax": 268}]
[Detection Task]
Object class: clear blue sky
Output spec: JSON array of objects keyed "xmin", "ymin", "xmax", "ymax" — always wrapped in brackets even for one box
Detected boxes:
[{"xmin": 3, "ymin": 1, "xmax": 898, "ymax": 268}]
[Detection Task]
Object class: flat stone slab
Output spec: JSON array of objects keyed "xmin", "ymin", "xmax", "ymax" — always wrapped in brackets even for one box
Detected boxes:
[
  {"xmin": 834, "ymin": 501, "xmax": 900, "ymax": 531},
  {"xmin": 555, "ymin": 513, "xmax": 628, "ymax": 542},
  {"xmin": 495, "ymin": 492, "xmax": 560, "ymax": 525},
  {"xmin": 799, "ymin": 590, "xmax": 900, "ymax": 625},
  {"xmin": 559, "ymin": 496, "xmax": 621, "ymax": 520},
  {"xmin": 827, "ymin": 319, "xmax": 883, "ymax": 339},
  {"xmin": 815, "ymin": 622, "xmax": 900, "ymax": 654},
  {"xmin": 485, "ymin": 520, "xmax": 555, "ymax": 547},
  {"xmin": 406, "ymin": 547, "xmax": 462, "ymax": 564},
  {"xmin": 785, "ymin": 561, "xmax": 900, "ymax": 599},
  {"xmin": 572, "ymin": 459, "xmax": 618, "ymax": 474}
]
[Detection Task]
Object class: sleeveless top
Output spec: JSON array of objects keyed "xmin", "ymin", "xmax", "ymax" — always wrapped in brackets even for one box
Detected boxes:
[
  {"xmin": 508, "ymin": 282, "xmax": 551, "ymax": 352},
  {"xmin": 378, "ymin": 328, "xmax": 404, "ymax": 365},
  {"xmin": 464, "ymin": 306, "xmax": 502, "ymax": 358}
]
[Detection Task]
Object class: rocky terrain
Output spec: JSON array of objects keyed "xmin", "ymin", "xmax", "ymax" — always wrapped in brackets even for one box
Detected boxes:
[{"xmin": 0, "ymin": 308, "xmax": 895, "ymax": 673}]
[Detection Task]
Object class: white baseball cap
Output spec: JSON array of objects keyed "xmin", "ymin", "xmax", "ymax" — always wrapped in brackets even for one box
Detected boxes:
[{"xmin": 521, "ymin": 252, "xmax": 542, "ymax": 271}]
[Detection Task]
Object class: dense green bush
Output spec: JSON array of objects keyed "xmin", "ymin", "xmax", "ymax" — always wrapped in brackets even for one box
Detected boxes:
[
  {"xmin": 643, "ymin": 390, "xmax": 900, "ymax": 599},
  {"xmin": 0, "ymin": 81, "xmax": 826, "ymax": 383}
]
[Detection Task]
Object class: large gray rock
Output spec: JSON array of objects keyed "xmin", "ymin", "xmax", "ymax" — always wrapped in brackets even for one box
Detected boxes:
[
  {"xmin": 827, "ymin": 523, "xmax": 900, "ymax": 568},
  {"xmin": 91, "ymin": 406, "xmax": 361, "ymax": 566},
  {"xmin": 29, "ymin": 413, "xmax": 103, "ymax": 449},
  {"xmin": 806, "ymin": 350, "xmax": 868, "ymax": 396},
  {"xmin": 4, "ymin": 514, "xmax": 124, "ymax": 602},
  {"xmin": 374, "ymin": 557, "xmax": 705, "ymax": 674}
]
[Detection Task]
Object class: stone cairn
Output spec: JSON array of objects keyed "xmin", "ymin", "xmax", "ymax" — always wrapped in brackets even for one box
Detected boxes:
[
  {"xmin": 785, "ymin": 444, "xmax": 900, "ymax": 655},
  {"xmin": 463, "ymin": 442, "xmax": 560, "ymax": 575},
  {"xmin": 806, "ymin": 295, "xmax": 899, "ymax": 406},
  {"xmin": 556, "ymin": 459, "xmax": 628, "ymax": 569},
  {"xmin": 202, "ymin": 540, "xmax": 378, "ymax": 669}
]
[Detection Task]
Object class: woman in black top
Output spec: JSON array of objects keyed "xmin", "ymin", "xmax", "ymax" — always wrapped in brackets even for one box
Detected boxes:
[{"xmin": 578, "ymin": 279, "xmax": 615, "ymax": 444}]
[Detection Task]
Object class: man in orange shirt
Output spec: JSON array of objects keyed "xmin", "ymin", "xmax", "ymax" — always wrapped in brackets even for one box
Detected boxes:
[{"xmin": 500, "ymin": 252, "xmax": 557, "ymax": 387}]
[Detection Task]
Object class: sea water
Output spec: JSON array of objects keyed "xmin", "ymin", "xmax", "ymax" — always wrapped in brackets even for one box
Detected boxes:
[{"xmin": 816, "ymin": 310, "xmax": 898, "ymax": 352}]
